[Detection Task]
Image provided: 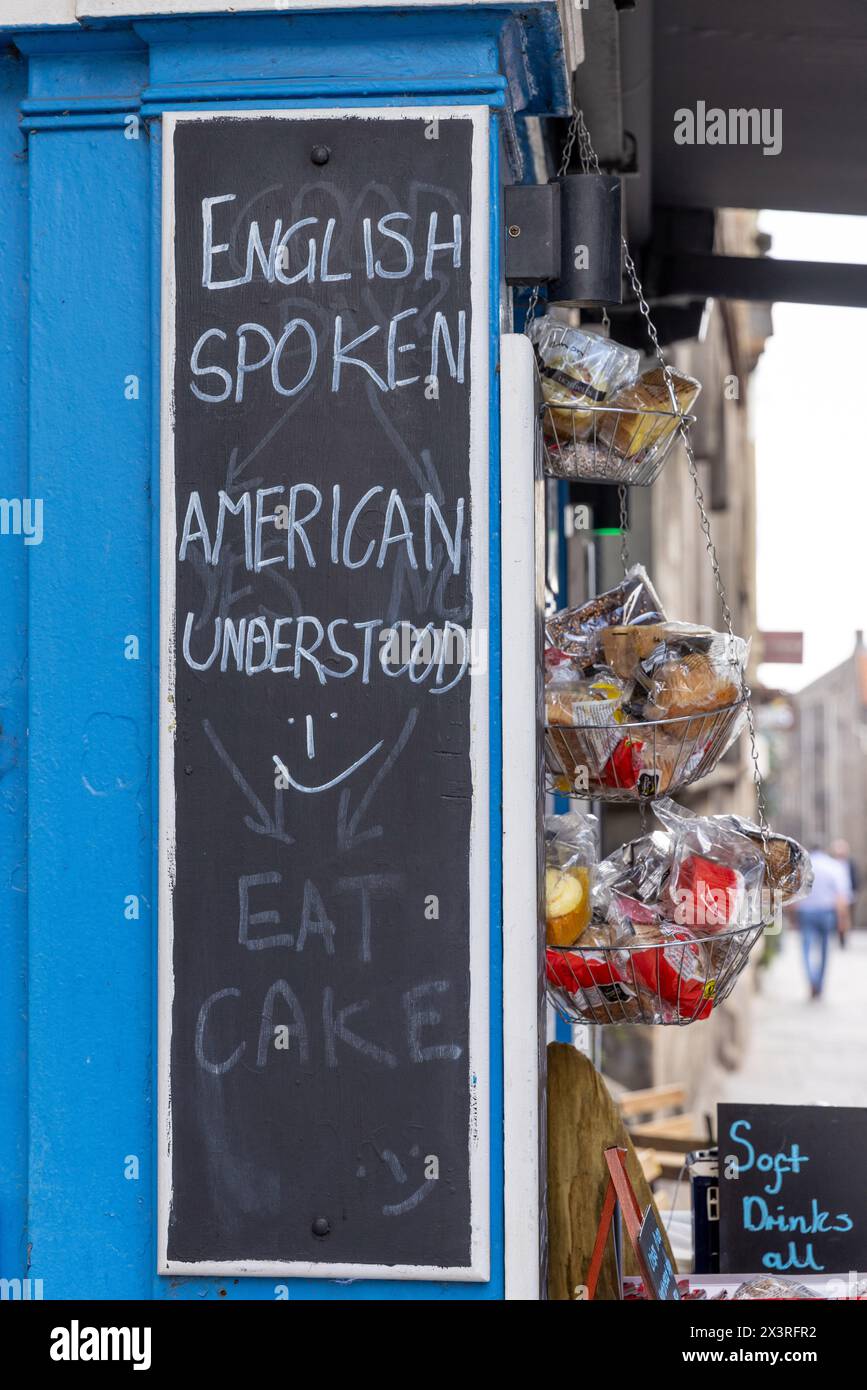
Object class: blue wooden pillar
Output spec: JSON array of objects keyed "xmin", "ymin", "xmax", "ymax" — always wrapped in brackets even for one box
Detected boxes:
[
  {"xmin": 0, "ymin": 41, "xmax": 29, "ymax": 1288},
  {"xmin": 18, "ymin": 27, "xmax": 154, "ymax": 1301},
  {"xmin": 0, "ymin": 3, "xmax": 571, "ymax": 1302}
]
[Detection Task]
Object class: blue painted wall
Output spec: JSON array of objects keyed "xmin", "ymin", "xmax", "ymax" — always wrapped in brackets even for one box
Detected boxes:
[
  {"xmin": 0, "ymin": 5, "xmax": 566, "ymax": 1302},
  {"xmin": 0, "ymin": 42, "xmax": 29, "ymax": 1288}
]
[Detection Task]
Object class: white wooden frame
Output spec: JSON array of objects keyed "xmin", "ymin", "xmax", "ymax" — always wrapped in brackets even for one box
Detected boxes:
[
  {"xmin": 1, "ymin": 0, "xmax": 582, "ymax": 75},
  {"xmin": 159, "ymin": 107, "xmax": 490, "ymax": 1282},
  {"xmin": 500, "ymin": 335, "xmax": 544, "ymax": 1300}
]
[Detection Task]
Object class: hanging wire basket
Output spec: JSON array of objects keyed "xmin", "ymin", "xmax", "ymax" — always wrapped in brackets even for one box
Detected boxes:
[
  {"xmin": 541, "ymin": 397, "xmax": 697, "ymax": 486},
  {"xmin": 545, "ymin": 696, "xmax": 749, "ymax": 803},
  {"xmin": 546, "ymin": 921, "xmax": 765, "ymax": 1027},
  {"xmin": 532, "ymin": 104, "xmax": 775, "ymax": 1032}
]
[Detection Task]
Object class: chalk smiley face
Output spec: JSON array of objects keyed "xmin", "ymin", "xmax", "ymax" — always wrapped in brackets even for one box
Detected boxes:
[{"xmin": 273, "ymin": 712, "xmax": 383, "ymax": 794}]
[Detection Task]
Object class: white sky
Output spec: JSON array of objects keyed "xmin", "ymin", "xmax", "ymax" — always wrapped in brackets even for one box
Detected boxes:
[{"xmin": 754, "ymin": 211, "xmax": 867, "ymax": 692}]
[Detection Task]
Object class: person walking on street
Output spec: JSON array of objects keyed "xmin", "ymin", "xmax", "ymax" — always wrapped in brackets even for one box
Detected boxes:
[
  {"xmin": 796, "ymin": 847, "xmax": 851, "ymax": 999},
  {"xmin": 831, "ymin": 839, "xmax": 858, "ymax": 947}
]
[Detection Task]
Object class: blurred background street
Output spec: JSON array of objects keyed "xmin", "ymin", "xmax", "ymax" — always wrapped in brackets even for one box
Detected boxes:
[{"xmin": 699, "ymin": 930, "xmax": 867, "ymax": 1111}]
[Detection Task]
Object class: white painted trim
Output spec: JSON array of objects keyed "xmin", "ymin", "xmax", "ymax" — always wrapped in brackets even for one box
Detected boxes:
[
  {"xmin": 157, "ymin": 108, "xmax": 179, "ymax": 1295},
  {"xmin": 500, "ymin": 333, "xmax": 543, "ymax": 1301},
  {"xmin": 0, "ymin": 0, "xmax": 75, "ymax": 22},
  {"xmin": 159, "ymin": 105, "xmax": 490, "ymax": 1284},
  {"xmin": 75, "ymin": 0, "xmax": 559, "ymax": 16},
  {"xmin": 0, "ymin": 0, "xmax": 579, "ymax": 71},
  {"xmin": 560, "ymin": 0, "xmax": 585, "ymax": 72}
]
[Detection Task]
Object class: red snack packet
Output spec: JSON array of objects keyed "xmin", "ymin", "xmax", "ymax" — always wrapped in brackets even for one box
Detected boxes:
[
  {"xmin": 600, "ymin": 735, "xmax": 644, "ymax": 789},
  {"xmin": 545, "ymin": 944, "xmax": 623, "ymax": 993},
  {"xmin": 622, "ymin": 922, "xmax": 715, "ymax": 1020},
  {"xmin": 668, "ymin": 853, "xmax": 744, "ymax": 930},
  {"xmin": 611, "ymin": 891, "xmax": 659, "ymax": 926}
]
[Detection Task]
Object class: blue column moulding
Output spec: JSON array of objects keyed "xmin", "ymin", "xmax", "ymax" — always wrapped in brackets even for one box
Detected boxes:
[
  {"xmin": 0, "ymin": 39, "xmax": 29, "ymax": 1292},
  {"xmin": 0, "ymin": 3, "xmax": 572, "ymax": 1302}
]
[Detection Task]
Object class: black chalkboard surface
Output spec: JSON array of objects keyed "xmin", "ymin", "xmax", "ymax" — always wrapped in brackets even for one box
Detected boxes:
[
  {"xmin": 638, "ymin": 1206, "xmax": 680, "ymax": 1300},
  {"xmin": 160, "ymin": 110, "xmax": 489, "ymax": 1277},
  {"xmin": 718, "ymin": 1103, "xmax": 867, "ymax": 1276}
]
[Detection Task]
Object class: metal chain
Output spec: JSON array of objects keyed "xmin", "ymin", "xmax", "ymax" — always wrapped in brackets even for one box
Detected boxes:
[
  {"xmin": 524, "ymin": 283, "xmax": 541, "ymax": 329},
  {"xmin": 576, "ymin": 106, "xmax": 594, "ymax": 176},
  {"xmin": 557, "ymin": 102, "xmax": 582, "ymax": 179},
  {"xmin": 563, "ymin": 106, "xmax": 770, "ymax": 839},
  {"xmin": 618, "ymin": 483, "xmax": 629, "ymax": 571},
  {"xmin": 570, "ymin": 113, "xmax": 630, "ymax": 570},
  {"xmin": 618, "ymin": 219, "xmax": 769, "ymax": 839}
]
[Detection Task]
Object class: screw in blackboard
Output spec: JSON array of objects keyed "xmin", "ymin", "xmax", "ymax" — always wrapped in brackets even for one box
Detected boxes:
[
  {"xmin": 507, "ymin": 224, "xmax": 522, "ymax": 238},
  {"xmin": 312, "ymin": 1217, "xmax": 331, "ymax": 1238},
  {"xmin": 310, "ymin": 145, "xmax": 331, "ymax": 166}
]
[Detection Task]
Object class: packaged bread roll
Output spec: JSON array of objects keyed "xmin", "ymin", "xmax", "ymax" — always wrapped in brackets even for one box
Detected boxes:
[
  {"xmin": 644, "ymin": 651, "xmax": 741, "ymax": 720},
  {"xmin": 601, "ymin": 623, "xmax": 668, "ymax": 678},
  {"xmin": 710, "ymin": 816, "xmax": 813, "ymax": 906},
  {"xmin": 599, "ymin": 366, "xmax": 701, "ymax": 461},
  {"xmin": 529, "ymin": 317, "xmax": 640, "ymax": 442}
]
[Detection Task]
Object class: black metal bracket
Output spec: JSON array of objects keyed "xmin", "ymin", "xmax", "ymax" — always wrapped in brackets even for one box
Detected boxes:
[
  {"xmin": 654, "ymin": 252, "xmax": 867, "ymax": 309},
  {"xmin": 503, "ymin": 182, "xmax": 561, "ymax": 286}
]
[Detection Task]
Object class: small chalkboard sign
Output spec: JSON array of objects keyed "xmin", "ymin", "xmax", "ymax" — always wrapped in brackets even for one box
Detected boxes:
[
  {"xmin": 719, "ymin": 1103, "xmax": 867, "ymax": 1276},
  {"xmin": 586, "ymin": 1147, "xmax": 680, "ymax": 1300},
  {"xmin": 638, "ymin": 1206, "xmax": 681, "ymax": 1301},
  {"xmin": 159, "ymin": 108, "xmax": 490, "ymax": 1280}
]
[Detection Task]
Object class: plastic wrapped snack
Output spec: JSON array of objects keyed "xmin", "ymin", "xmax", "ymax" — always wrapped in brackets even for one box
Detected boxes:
[
  {"xmin": 545, "ymin": 670, "xmax": 628, "ymax": 777},
  {"xmin": 545, "ymin": 564, "xmax": 667, "ymax": 675},
  {"xmin": 544, "ymin": 648, "xmax": 584, "ymax": 726},
  {"xmin": 543, "ymin": 801, "xmax": 800, "ymax": 1026},
  {"xmin": 631, "ymin": 625, "xmax": 749, "ymax": 725},
  {"xmin": 529, "ymin": 316, "xmax": 640, "ymax": 442},
  {"xmin": 708, "ymin": 814, "xmax": 813, "ymax": 906},
  {"xmin": 599, "ymin": 733, "xmax": 646, "ymax": 791},
  {"xmin": 616, "ymin": 919, "xmax": 715, "ymax": 1021},
  {"xmin": 598, "ymin": 366, "xmax": 702, "ymax": 462},
  {"xmin": 546, "ymin": 924, "xmax": 620, "ymax": 987},
  {"xmin": 595, "ymin": 804, "xmax": 787, "ymax": 933},
  {"xmin": 544, "ymin": 572, "xmax": 752, "ymax": 801},
  {"xmin": 668, "ymin": 853, "xmax": 747, "ymax": 930},
  {"xmin": 663, "ymin": 831, "xmax": 764, "ymax": 933},
  {"xmin": 653, "ymin": 797, "xmax": 810, "ymax": 921},
  {"xmin": 730, "ymin": 1276, "xmax": 818, "ymax": 1301},
  {"xmin": 592, "ymin": 830, "xmax": 674, "ymax": 917},
  {"xmin": 544, "ymin": 664, "xmax": 626, "ymax": 728},
  {"xmin": 611, "ymin": 889, "xmax": 666, "ymax": 927},
  {"xmin": 618, "ymin": 624, "xmax": 750, "ymax": 776},
  {"xmin": 544, "ymin": 811, "xmax": 598, "ymax": 946},
  {"xmin": 545, "ymin": 931, "xmax": 657, "ymax": 1024},
  {"xmin": 542, "ymin": 437, "xmax": 620, "ymax": 481},
  {"xmin": 597, "ymin": 734, "xmax": 703, "ymax": 798},
  {"xmin": 600, "ymin": 623, "xmax": 669, "ymax": 679},
  {"xmin": 568, "ymin": 988, "xmax": 652, "ymax": 1026}
]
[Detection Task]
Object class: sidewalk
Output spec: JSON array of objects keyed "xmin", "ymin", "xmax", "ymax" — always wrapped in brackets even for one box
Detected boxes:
[{"xmin": 707, "ymin": 928, "xmax": 867, "ymax": 1109}]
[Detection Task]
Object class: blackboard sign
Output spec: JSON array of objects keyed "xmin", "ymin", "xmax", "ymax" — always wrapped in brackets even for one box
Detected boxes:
[
  {"xmin": 638, "ymin": 1206, "xmax": 681, "ymax": 1300},
  {"xmin": 159, "ymin": 109, "xmax": 490, "ymax": 1279},
  {"xmin": 719, "ymin": 1103, "xmax": 867, "ymax": 1276}
]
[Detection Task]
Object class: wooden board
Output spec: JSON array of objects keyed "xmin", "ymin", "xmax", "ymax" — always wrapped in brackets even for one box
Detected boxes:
[
  {"xmin": 159, "ymin": 107, "xmax": 490, "ymax": 1280},
  {"xmin": 547, "ymin": 1043, "xmax": 676, "ymax": 1300}
]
